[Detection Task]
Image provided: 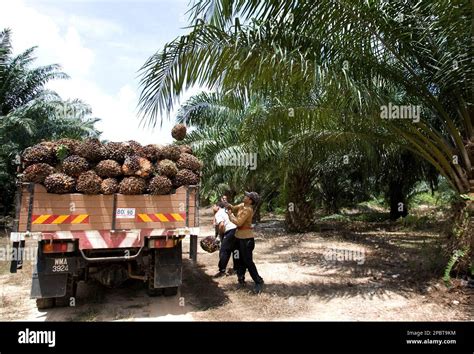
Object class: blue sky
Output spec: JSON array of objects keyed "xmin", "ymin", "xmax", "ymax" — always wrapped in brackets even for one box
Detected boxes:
[{"xmin": 1, "ymin": 0, "xmax": 202, "ymax": 143}]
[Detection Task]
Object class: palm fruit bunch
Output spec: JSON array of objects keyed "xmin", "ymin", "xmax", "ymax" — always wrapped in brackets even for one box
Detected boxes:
[
  {"xmin": 54, "ymin": 138, "xmax": 79, "ymax": 157},
  {"xmin": 119, "ymin": 176, "xmax": 146, "ymax": 195},
  {"xmin": 19, "ymin": 123, "xmax": 202, "ymax": 194},
  {"xmin": 200, "ymin": 236, "xmax": 220, "ymax": 253},
  {"xmin": 176, "ymin": 153, "xmax": 202, "ymax": 172},
  {"xmin": 148, "ymin": 175, "xmax": 172, "ymax": 195},
  {"xmin": 103, "ymin": 142, "xmax": 130, "ymax": 163},
  {"xmin": 156, "ymin": 159, "xmax": 178, "ymax": 178},
  {"xmin": 101, "ymin": 178, "xmax": 119, "ymax": 195},
  {"xmin": 126, "ymin": 140, "xmax": 146, "ymax": 157},
  {"xmin": 61, "ymin": 155, "xmax": 89, "ymax": 177},
  {"xmin": 22, "ymin": 163, "xmax": 55, "ymax": 184},
  {"xmin": 44, "ymin": 173, "xmax": 75, "ymax": 194},
  {"xmin": 22, "ymin": 143, "xmax": 56, "ymax": 166},
  {"xmin": 160, "ymin": 145, "xmax": 181, "ymax": 161},
  {"xmin": 76, "ymin": 171, "xmax": 102, "ymax": 195},
  {"xmin": 95, "ymin": 160, "xmax": 122, "ymax": 178},
  {"xmin": 173, "ymin": 169, "xmax": 200, "ymax": 187},
  {"xmin": 179, "ymin": 145, "xmax": 193, "ymax": 154},
  {"xmin": 171, "ymin": 123, "xmax": 187, "ymax": 141},
  {"xmin": 75, "ymin": 138, "xmax": 104, "ymax": 162},
  {"xmin": 122, "ymin": 155, "xmax": 141, "ymax": 175},
  {"xmin": 143, "ymin": 144, "xmax": 160, "ymax": 162}
]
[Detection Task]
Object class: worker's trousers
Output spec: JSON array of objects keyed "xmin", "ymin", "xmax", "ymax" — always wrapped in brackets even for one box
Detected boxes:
[
  {"xmin": 235, "ymin": 238, "xmax": 263, "ymax": 284},
  {"xmin": 218, "ymin": 228, "xmax": 237, "ymax": 272}
]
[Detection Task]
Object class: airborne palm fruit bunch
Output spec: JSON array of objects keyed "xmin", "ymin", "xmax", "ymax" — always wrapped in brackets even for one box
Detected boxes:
[
  {"xmin": 200, "ymin": 236, "xmax": 220, "ymax": 253},
  {"xmin": 171, "ymin": 123, "xmax": 187, "ymax": 141}
]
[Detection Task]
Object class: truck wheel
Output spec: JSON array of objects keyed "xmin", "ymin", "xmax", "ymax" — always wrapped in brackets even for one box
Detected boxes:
[
  {"xmin": 55, "ymin": 276, "xmax": 77, "ymax": 307},
  {"xmin": 163, "ymin": 287, "xmax": 178, "ymax": 296},
  {"xmin": 36, "ymin": 298, "xmax": 55, "ymax": 310}
]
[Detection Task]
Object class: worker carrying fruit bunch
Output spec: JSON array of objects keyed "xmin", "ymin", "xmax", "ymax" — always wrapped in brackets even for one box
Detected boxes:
[{"xmin": 226, "ymin": 191, "xmax": 264, "ymax": 294}]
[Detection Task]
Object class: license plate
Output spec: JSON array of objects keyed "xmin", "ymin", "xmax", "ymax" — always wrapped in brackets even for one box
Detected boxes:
[{"xmin": 40, "ymin": 257, "xmax": 76, "ymax": 274}]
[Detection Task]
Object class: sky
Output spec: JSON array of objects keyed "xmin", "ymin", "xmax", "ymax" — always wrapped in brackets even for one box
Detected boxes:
[{"xmin": 0, "ymin": 0, "xmax": 203, "ymax": 144}]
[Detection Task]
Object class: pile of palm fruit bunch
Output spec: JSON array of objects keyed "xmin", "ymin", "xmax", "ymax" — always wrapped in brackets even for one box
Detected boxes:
[{"xmin": 20, "ymin": 124, "xmax": 202, "ymax": 195}]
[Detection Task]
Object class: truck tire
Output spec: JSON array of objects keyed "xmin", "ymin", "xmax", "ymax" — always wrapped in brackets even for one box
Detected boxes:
[
  {"xmin": 55, "ymin": 276, "xmax": 77, "ymax": 307},
  {"xmin": 163, "ymin": 287, "xmax": 178, "ymax": 296},
  {"xmin": 36, "ymin": 298, "xmax": 55, "ymax": 310}
]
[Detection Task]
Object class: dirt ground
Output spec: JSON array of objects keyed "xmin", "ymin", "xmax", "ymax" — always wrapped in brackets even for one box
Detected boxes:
[{"xmin": 0, "ymin": 208, "xmax": 472, "ymax": 321}]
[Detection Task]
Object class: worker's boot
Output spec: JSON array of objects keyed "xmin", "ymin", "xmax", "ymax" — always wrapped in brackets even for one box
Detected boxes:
[
  {"xmin": 213, "ymin": 270, "xmax": 226, "ymax": 278},
  {"xmin": 253, "ymin": 279, "xmax": 264, "ymax": 294},
  {"xmin": 237, "ymin": 276, "xmax": 246, "ymax": 288}
]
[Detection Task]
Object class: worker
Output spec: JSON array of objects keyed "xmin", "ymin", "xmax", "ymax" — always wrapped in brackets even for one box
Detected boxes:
[
  {"xmin": 213, "ymin": 201, "xmax": 238, "ymax": 277},
  {"xmin": 212, "ymin": 195, "xmax": 228, "ymax": 240},
  {"xmin": 227, "ymin": 191, "xmax": 264, "ymax": 294}
]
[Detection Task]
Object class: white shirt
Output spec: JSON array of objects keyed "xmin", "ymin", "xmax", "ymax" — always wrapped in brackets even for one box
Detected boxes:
[{"xmin": 214, "ymin": 208, "xmax": 237, "ymax": 232}]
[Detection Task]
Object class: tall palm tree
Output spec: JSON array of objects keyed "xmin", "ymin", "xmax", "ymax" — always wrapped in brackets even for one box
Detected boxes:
[
  {"xmin": 0, "ymin": 28, "xmax": 101, "ymax": 213},
  {"xmin": 139, "ymin": 0, "xmax": 472, "ymax": 197}
]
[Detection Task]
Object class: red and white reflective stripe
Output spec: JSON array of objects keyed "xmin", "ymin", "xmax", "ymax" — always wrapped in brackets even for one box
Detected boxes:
[
  {"xmin": 141, "ymin": 227, "xmax": 200, "ymax": 237},
  {"xmin": 39, "ymin": 228, "xmax": 200, "ymax": 250}
]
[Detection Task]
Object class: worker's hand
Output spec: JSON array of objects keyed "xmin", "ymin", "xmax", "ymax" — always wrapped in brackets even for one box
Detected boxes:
[{"xmin": 226, "ymin": 208, "xmax": 233, "ymax": 216}]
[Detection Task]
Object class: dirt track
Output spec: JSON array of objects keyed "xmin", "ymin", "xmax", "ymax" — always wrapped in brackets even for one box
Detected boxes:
[{"xmin": 0, "ymin": 209, "xmax": 472, "ymax": 321}]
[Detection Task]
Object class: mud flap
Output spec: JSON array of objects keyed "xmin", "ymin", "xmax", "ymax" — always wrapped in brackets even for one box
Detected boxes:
[
  {"xmin": 153, "ymin": 242, "xmax": 183, "ymax": 288},
  {"xmin": 30, "ymin": 258, "xmax": 69, "ymax": 299},
  {"xmin": 31, "ymin": 269, "xmax": 68, "ymax": 299}
]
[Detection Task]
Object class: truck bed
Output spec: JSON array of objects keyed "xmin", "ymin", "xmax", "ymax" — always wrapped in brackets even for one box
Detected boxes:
[{"xmin": 18, "ymin": 184, "xmax": 198, "ymax": 233}]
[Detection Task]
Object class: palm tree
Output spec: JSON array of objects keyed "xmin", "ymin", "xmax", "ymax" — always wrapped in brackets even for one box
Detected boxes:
[
  {"xmin": 139, "ymin": 0, "xmax": 472, "ymax": 196},
  {"xmin": 0, "ymin": 28, "xmax": 101, "ymax": 213},
  {"xmin": 138, "ymin": 0, "xmax": 472, "ymax": 268}
]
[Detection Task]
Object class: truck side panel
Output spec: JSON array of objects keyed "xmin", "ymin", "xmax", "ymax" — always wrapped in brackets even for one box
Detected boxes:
[{"xmin": 18, "ymin": 184, "xmax": 197, "ymax": 232}]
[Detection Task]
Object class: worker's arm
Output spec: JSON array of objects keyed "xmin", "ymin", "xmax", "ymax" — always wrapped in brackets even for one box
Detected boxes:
[
  {"xmin": 230, "ymin": 203, "xmax": 244, "ymax": 214},
  {"xmin": 229, "ymin": 208, "xmax": 252, "ymax": 227}
]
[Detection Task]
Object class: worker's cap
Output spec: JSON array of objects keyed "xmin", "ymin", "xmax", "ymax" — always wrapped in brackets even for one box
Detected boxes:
[{"xmin": 244, "ymin": 191, "xmax": 260, "ymax": 205}]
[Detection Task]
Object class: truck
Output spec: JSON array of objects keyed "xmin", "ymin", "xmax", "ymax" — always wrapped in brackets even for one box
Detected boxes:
[{"xmin": 9, "ymin": 182, "xmax": 199, "ymax": 309}]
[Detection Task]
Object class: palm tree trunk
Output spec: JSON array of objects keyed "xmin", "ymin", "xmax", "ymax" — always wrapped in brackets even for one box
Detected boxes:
[
  {"xmin": 284, "ymin": 169, "xmax": 316, "ymax": 232},
  {"xmin": 388, "ymin": 181, "xmax": 409, "ymax": 220}
]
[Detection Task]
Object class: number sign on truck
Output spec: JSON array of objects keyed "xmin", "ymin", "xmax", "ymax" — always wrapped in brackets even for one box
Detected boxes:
[{"xmin": 115, "ymin": 208, "xmax": 136, "ymax": 219}]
